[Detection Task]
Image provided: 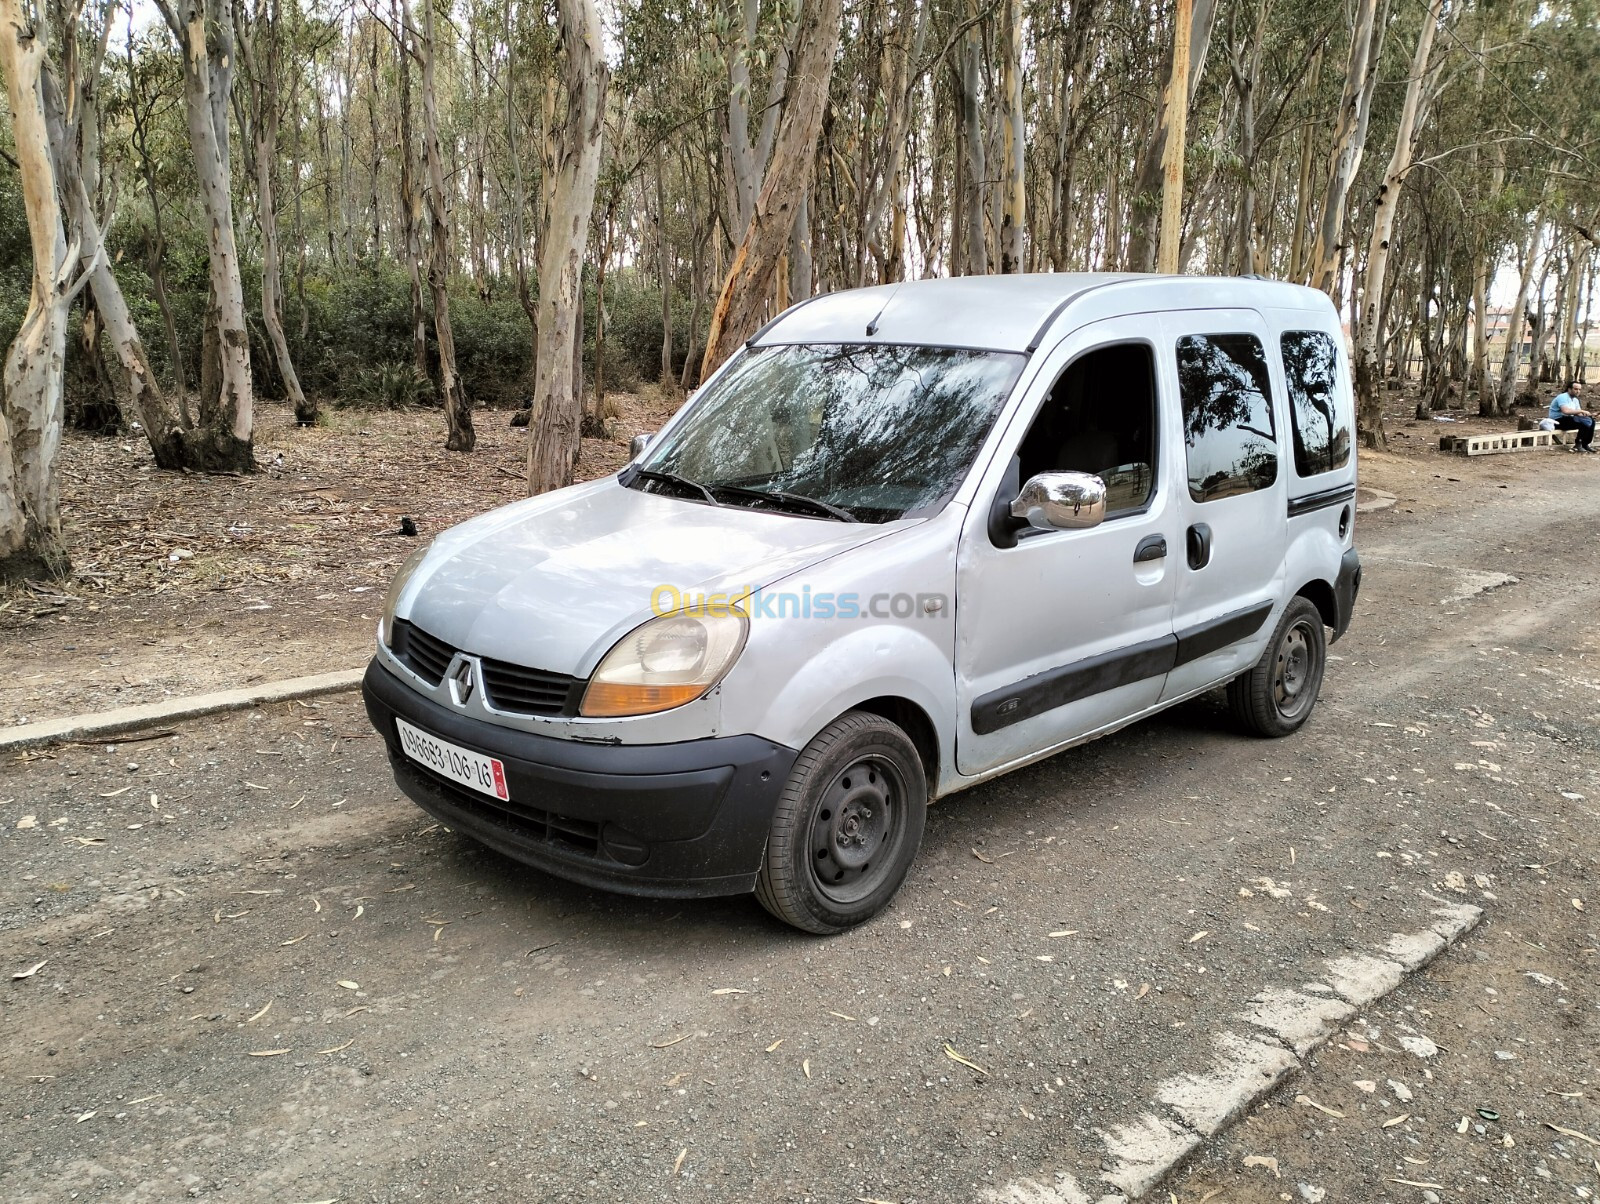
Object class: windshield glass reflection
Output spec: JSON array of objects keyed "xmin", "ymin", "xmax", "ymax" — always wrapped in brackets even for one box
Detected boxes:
[{"xmin": 633, "ymin": 344, "xmax": 1026, "ymax": 523}]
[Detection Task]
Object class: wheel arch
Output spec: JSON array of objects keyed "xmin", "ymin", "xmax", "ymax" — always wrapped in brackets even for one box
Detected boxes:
[
  {"xmin": 851, "ymin": 695, "xmax": 940, "ymax": 790},
  {"xmin": 1295, "ymin": 577, "xmax": 1338, "ymax": 631}
]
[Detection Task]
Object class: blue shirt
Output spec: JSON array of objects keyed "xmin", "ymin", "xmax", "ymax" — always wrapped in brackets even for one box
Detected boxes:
[{"xmin": 1550, "ymin": 392, "xmax": 1578, "ymax": 420}]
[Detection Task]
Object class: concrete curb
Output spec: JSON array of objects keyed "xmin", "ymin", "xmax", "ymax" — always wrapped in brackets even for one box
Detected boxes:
[
  {"xmin": 0, "ymin": 667, "xmax": 367, "ymax": 753},
  {"xmin": 982, "ymin": 900, "xmax": 1485, "ymax": 1203}
]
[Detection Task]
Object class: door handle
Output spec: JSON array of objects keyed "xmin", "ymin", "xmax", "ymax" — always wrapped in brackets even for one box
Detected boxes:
[
  {"xmin": 1133, "ymin": 534, "xmax": 1167, "ymax": 563},
  {"xmin": 1186, "ymin": 523, "xmax": 1212, "ymax": 570}
]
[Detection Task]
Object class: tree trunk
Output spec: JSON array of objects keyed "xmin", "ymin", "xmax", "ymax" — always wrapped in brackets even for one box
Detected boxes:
[
  {"xmin": 1305, "ymin": 0, "xmax": 1387, "ymax": 293},
  {"xmin": 957, "ymin": 0, "xmax": 987, "ymax": 275},
  {"xmin": 1124, "ymin": 0, "xmax": 1218, "ymax": 272},
  {"xmin": 395, "ymin": 0, "xmax": 428, "ymax": 383},
  {"xmin": 1353, "ymin": 0, "xmax": 1442, "ymax": 449},
  {"xmin": 1492, "ymin": 218, "xmax": 1544, "ymax": 415},
  {"xmin": 526, "ymin": 0, "xmax": 608, "ymax": 494},
  {"xmin": 700, "ymin": 0, "xmax": 847, "ymax": 379},
  {"xmin": 238, "ymin": 0, "xmax": 312, "ymax": 425},
  {"xmin": 998, "ymin": 0, "xmax": 1025, "ymax": 273},
  {"xmin": 0, "ymin": 0, "xmax": 72, "ymax": 578},
  {"xmin": 414, "ymin": 0, "xmax": 472, "ymax": 451},
  {"xmin": 1155, "ymin": 0, "xmax": 1193, "ymax": 274},
  {"xmin": 152, "ymin": 0, "xmax": 255, "ymax": 472}
]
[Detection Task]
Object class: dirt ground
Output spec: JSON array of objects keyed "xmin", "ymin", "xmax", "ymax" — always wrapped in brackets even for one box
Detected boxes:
[
  {"xmin": 2, "ymin": 383, "xmax": 1598, "ymax": 1203},
  {"xmin": 0, "ymin": 389, "xmax": 678, "ymax": 728}
]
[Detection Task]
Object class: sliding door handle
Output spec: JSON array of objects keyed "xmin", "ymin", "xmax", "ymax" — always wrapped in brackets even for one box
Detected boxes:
[{"xmin": 1186, "ymin": 523, "xmax": 1212, "ymax": 570}]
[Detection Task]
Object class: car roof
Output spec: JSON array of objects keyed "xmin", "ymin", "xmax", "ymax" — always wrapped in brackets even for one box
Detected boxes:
[{"xmin": 749, "ymin": 273, "xmax": 1333, "ymax": 354}]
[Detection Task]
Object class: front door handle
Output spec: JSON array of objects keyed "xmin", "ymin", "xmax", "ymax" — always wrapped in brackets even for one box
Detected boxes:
[
  {"xmin": 1133, "ymin": 534, "xmax": 1167, "ymax": 563},
  {"xmin": 1186, "ymin": 523, "xmax": 1212, "ymax": 570}
]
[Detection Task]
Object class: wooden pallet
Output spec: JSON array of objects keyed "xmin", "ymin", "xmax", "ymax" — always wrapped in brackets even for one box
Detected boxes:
[{"xmin": 1439, "ymin": 429, "xmax": 1572, "ymax": 455}]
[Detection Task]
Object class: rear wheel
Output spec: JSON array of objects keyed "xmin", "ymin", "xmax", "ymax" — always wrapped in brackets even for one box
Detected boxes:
[
  {"xmin": 1227, "ymin": 596, "xmax": 1327, "ymax": 737},
  {"xmin": 755, "ymin": 711, "xmax": 927, "ymax": 934}
]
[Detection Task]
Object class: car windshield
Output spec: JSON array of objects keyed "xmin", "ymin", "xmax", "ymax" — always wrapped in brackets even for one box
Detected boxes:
[{"xmin": 631, "ymin": 343, "xmax": 1026, "ymax": 523}]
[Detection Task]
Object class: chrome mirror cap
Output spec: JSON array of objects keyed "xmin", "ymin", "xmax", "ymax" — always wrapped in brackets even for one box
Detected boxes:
[
  {"xmin": 628, "ymin": 433, "xmax": 654, "ymax": 460},
  {"xmin": 1010, "ymin": 471, "xmax": 1107, "ymax": 531}
]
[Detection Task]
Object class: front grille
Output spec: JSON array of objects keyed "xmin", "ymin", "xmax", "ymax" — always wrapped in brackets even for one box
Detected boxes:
[
  {"xmin": 391, "ymin": 619, "xmax": 582, "ymax": 717},
  {"xmin": 480, "ymin": 661, "xmax": 582, "ymax": 716},
  {"xmin": 392, "ymin": 619, "xmax": 453, "ymax": 684}
]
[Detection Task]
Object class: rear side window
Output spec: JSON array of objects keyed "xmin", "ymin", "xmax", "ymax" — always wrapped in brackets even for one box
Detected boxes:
[
  {"xmin": 1280, "ymin": 331, "xmax": 1351, "ymax": 477},
  {"xmin": 1176, "ymin": 334, "xmax": 1278, "ymax": 502}
]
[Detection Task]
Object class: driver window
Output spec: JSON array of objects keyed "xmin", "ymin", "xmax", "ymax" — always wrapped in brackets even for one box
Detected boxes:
[{"xmin": 1016, "ymin": 343, "xmax": 1158, "ymax": 516}]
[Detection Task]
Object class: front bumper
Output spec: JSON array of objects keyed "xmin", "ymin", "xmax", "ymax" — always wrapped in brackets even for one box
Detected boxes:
[{"xmin": 362, "ymin": 660, "xmax": 798, "ymax": 898}]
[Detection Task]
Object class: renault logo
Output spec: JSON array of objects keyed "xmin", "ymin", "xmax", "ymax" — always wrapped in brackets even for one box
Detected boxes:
[{"xmin": 449, "ymin": 658, "xmax": 476, "ymax": 706}]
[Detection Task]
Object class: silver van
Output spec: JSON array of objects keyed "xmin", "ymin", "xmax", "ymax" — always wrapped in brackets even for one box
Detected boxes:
[{"xmin": 363, "ymin": 274, "xmax": 1360, "ymax": 932}]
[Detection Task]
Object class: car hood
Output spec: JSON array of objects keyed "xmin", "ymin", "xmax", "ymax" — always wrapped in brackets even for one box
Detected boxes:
[{"xmin": 402, "ymin": 477, "xmax": 907, "ymax": 675}]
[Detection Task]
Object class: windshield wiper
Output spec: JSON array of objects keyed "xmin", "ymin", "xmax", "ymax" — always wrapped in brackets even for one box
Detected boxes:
[
  {"xmin": 633, "ymin": 469, "xmax": 718, "ymax": 506},
  {"xmin": 707, "ymin": 482, "xmax": 855, "ymax": 522}
]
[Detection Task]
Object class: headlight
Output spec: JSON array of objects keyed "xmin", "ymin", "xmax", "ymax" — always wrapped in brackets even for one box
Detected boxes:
[
  {"xmin": 580, "ymin": 612, "xmax": 748, "ymax": 717},
  {"xmin": 378, "ymin": 540, "xmax": 434, "ymax": 648}
]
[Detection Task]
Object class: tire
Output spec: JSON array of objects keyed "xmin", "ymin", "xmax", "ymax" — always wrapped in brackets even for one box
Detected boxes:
[
  {"xmin": 754, "ymin": 711, "xmax": 928, "ymax": 934},
  {"xmin": 1227, "ymin": 596, "xmax": 1327, "ymax": 737}
]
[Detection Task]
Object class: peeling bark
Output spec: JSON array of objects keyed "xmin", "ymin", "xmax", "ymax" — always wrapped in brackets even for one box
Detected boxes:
[{"xmin": 526, "ymin": 0, "xmax": 608, "ymax": 494}]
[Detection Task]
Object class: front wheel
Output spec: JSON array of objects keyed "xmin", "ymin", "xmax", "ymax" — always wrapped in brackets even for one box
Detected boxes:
[
  {"xmin": 1227, "ymin": 596, "xmax": 1327, "ymax": 737},
  {"xmin": 755, "ymin": 711, "xmax": 928, "ymax": 934}
]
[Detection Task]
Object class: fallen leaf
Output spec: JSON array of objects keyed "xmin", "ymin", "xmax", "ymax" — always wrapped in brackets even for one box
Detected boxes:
[
  {"xmin": 280, "ymin": 934, "xmax": 310, "ymax": 946},
  {"xmin": 1049, "ymin": 930, "xmax": 1079, "ymax": 937},
  {"xmin": 1386, "ymin": 1180, "xmax": 1444, "ymax": 1190},
  {"xmin": 672, "ymin": 1148, "xmax": 688, "ymax": 1176},
  {"xmin": 244, "ymin": 782, "xmax": 268, "ymax": 790},
  {"xmin": 1546, "ymin": 1123, "xmax": 1599, "ymax": 1147},
  {"xmin": 1403, "ymin": 1156, "xmax": 1429, "ymax": 1165},
  {"xmin": 1296, "ymin": 1094, "xmax": 1345, "ymax": 1118},
  {"xmin": 943, "ymin": 1044, "xmax": 988, "ymax": 1075},
  {"xmin": 971, "ymin": 847, "xmax": 994, "ymax": 864},
  {"xmin": 802, "ymin": 1059, "xmax": 812, "ymax": 1079},
  {"xmin": 318, "ymin": 1039, "xmax": 355, "ymax": 1055},
  {"xmin": 246, "ymin": 1000, "xmax": 272, "ymax": 1023},
  {"xmin": 1187, "ymin": 930, "xmax": 1210, "ymax": 943},
  {"xmin": 247, "ymin": 1049, "xmax": 290, "ymax": 1057},
  {"xmin": 15, "ymin": 815, "xmax": 37, "ymax": 830},
  {"xmin": 1035, "ymin": 955, "xmax": 1054, "ymax": 962},
  {"xmin": 75, "ymin": 1110, "xmax": 96, "ymax": 1123},
  {"xmin": 1384, "ymin": 1113, "xmax": 1412, "ymax": 1128},
  {"xmin": 68, "ymin": 836, "xmax": 105, "ymax": 846},
  {"xmin": 765, "ymin": 1039, "xmax": 784, "ymax": 1053},
  {"xmin": 829, "ymin": 1011, "xmax": 857, "ymax": 1021},
  {"xmin": 711, "ymin": 987, "xmax": 747, "ymax": 995},
  {"xmin": 1135, "ymin": 983, "xmax": 1151, "ymax": 1000},
  {"xmin": 99, "ymin": 787, "xmax": 132, "ymax": 798},
  {"xmin": 650, "ymin": 1034, "xmax": 691, "ymax": 1049},
  {"xmin": 1242, "ymin": 1154, "xmax": 1280, "ymax": 1178},
  {"xmin": 12, "ymin": 960, "xmax": 47, "ymax": 980},
  {"xmin": 337, "ymin": 980, "xmax": 359, "ymax": 990},
  {"xmin": 1574, "ymin": 899, "xmax": 1586, "ymax": 912}
]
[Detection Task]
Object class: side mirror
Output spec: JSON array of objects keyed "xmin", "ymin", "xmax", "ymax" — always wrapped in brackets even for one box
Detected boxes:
[
  {"xmin": 628, "ymin": 433, "xmax": 654, "ymax": 460},
  {"xmin": 1009, "ymin": 471, "xmax": 1107, "ymax": 531}
]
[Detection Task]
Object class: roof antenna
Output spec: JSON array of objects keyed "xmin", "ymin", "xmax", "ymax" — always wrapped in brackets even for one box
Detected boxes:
[{"xmin": 865, "ymin": 283, "xmax": 903, "ymax": 337}]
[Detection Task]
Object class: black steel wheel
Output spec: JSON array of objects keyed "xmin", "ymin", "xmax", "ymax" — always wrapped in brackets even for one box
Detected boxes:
[
  {"xmin": 755, "ymin": 711, "xmax": 927, "ymax": 933},
  {"xmin": 1227, "ymin": 596, "xmax": 1327, "ymax": 737}
]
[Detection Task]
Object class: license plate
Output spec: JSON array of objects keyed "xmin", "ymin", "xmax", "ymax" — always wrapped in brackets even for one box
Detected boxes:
[{"xmin": 395, "ymin": 717, "xmax": 509, "ymax": 802}]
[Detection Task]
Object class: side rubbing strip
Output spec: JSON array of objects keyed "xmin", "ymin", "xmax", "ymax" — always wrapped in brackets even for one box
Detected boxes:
[
  {"xmin": 971, "ymin": 636, "xmax": 1178, "ymax": 735},
  {"xmin": 1287, "ymin": 483, "xmax": 1356, "ymax": 517},
  {"xmin": 1173, "ymin": 602, "xmax": 1274, "ymax": 668}
]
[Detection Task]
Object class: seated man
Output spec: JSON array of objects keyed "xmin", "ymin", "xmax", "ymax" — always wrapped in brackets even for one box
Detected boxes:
[{"xmin": 1550, "ymin": 381, "xmax": 1594, "ymax": 454}]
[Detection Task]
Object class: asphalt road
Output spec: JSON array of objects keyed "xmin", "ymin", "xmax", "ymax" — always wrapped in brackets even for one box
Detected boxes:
[{"xmin": 3, "ymin": 451, "xmax": 1597, "ymax": 1204}]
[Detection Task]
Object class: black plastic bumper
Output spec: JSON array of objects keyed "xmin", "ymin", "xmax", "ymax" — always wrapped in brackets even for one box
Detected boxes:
[
  {"xmin": 1332, "ymin": 547, "xmax": 1361, "ymax": 642},
  {"xmin": 362, "ymin": 660, "xmax": 798, "ymax": 898}
]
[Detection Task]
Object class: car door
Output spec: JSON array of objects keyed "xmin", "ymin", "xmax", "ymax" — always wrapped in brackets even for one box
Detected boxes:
[
  {"xmin": 954, "ymin": 318, "xmax": 1181, "ymax": 777},
  {"xmin": 1158, "ymin": 310, "xmax": 1289, "ymax": 704}
]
